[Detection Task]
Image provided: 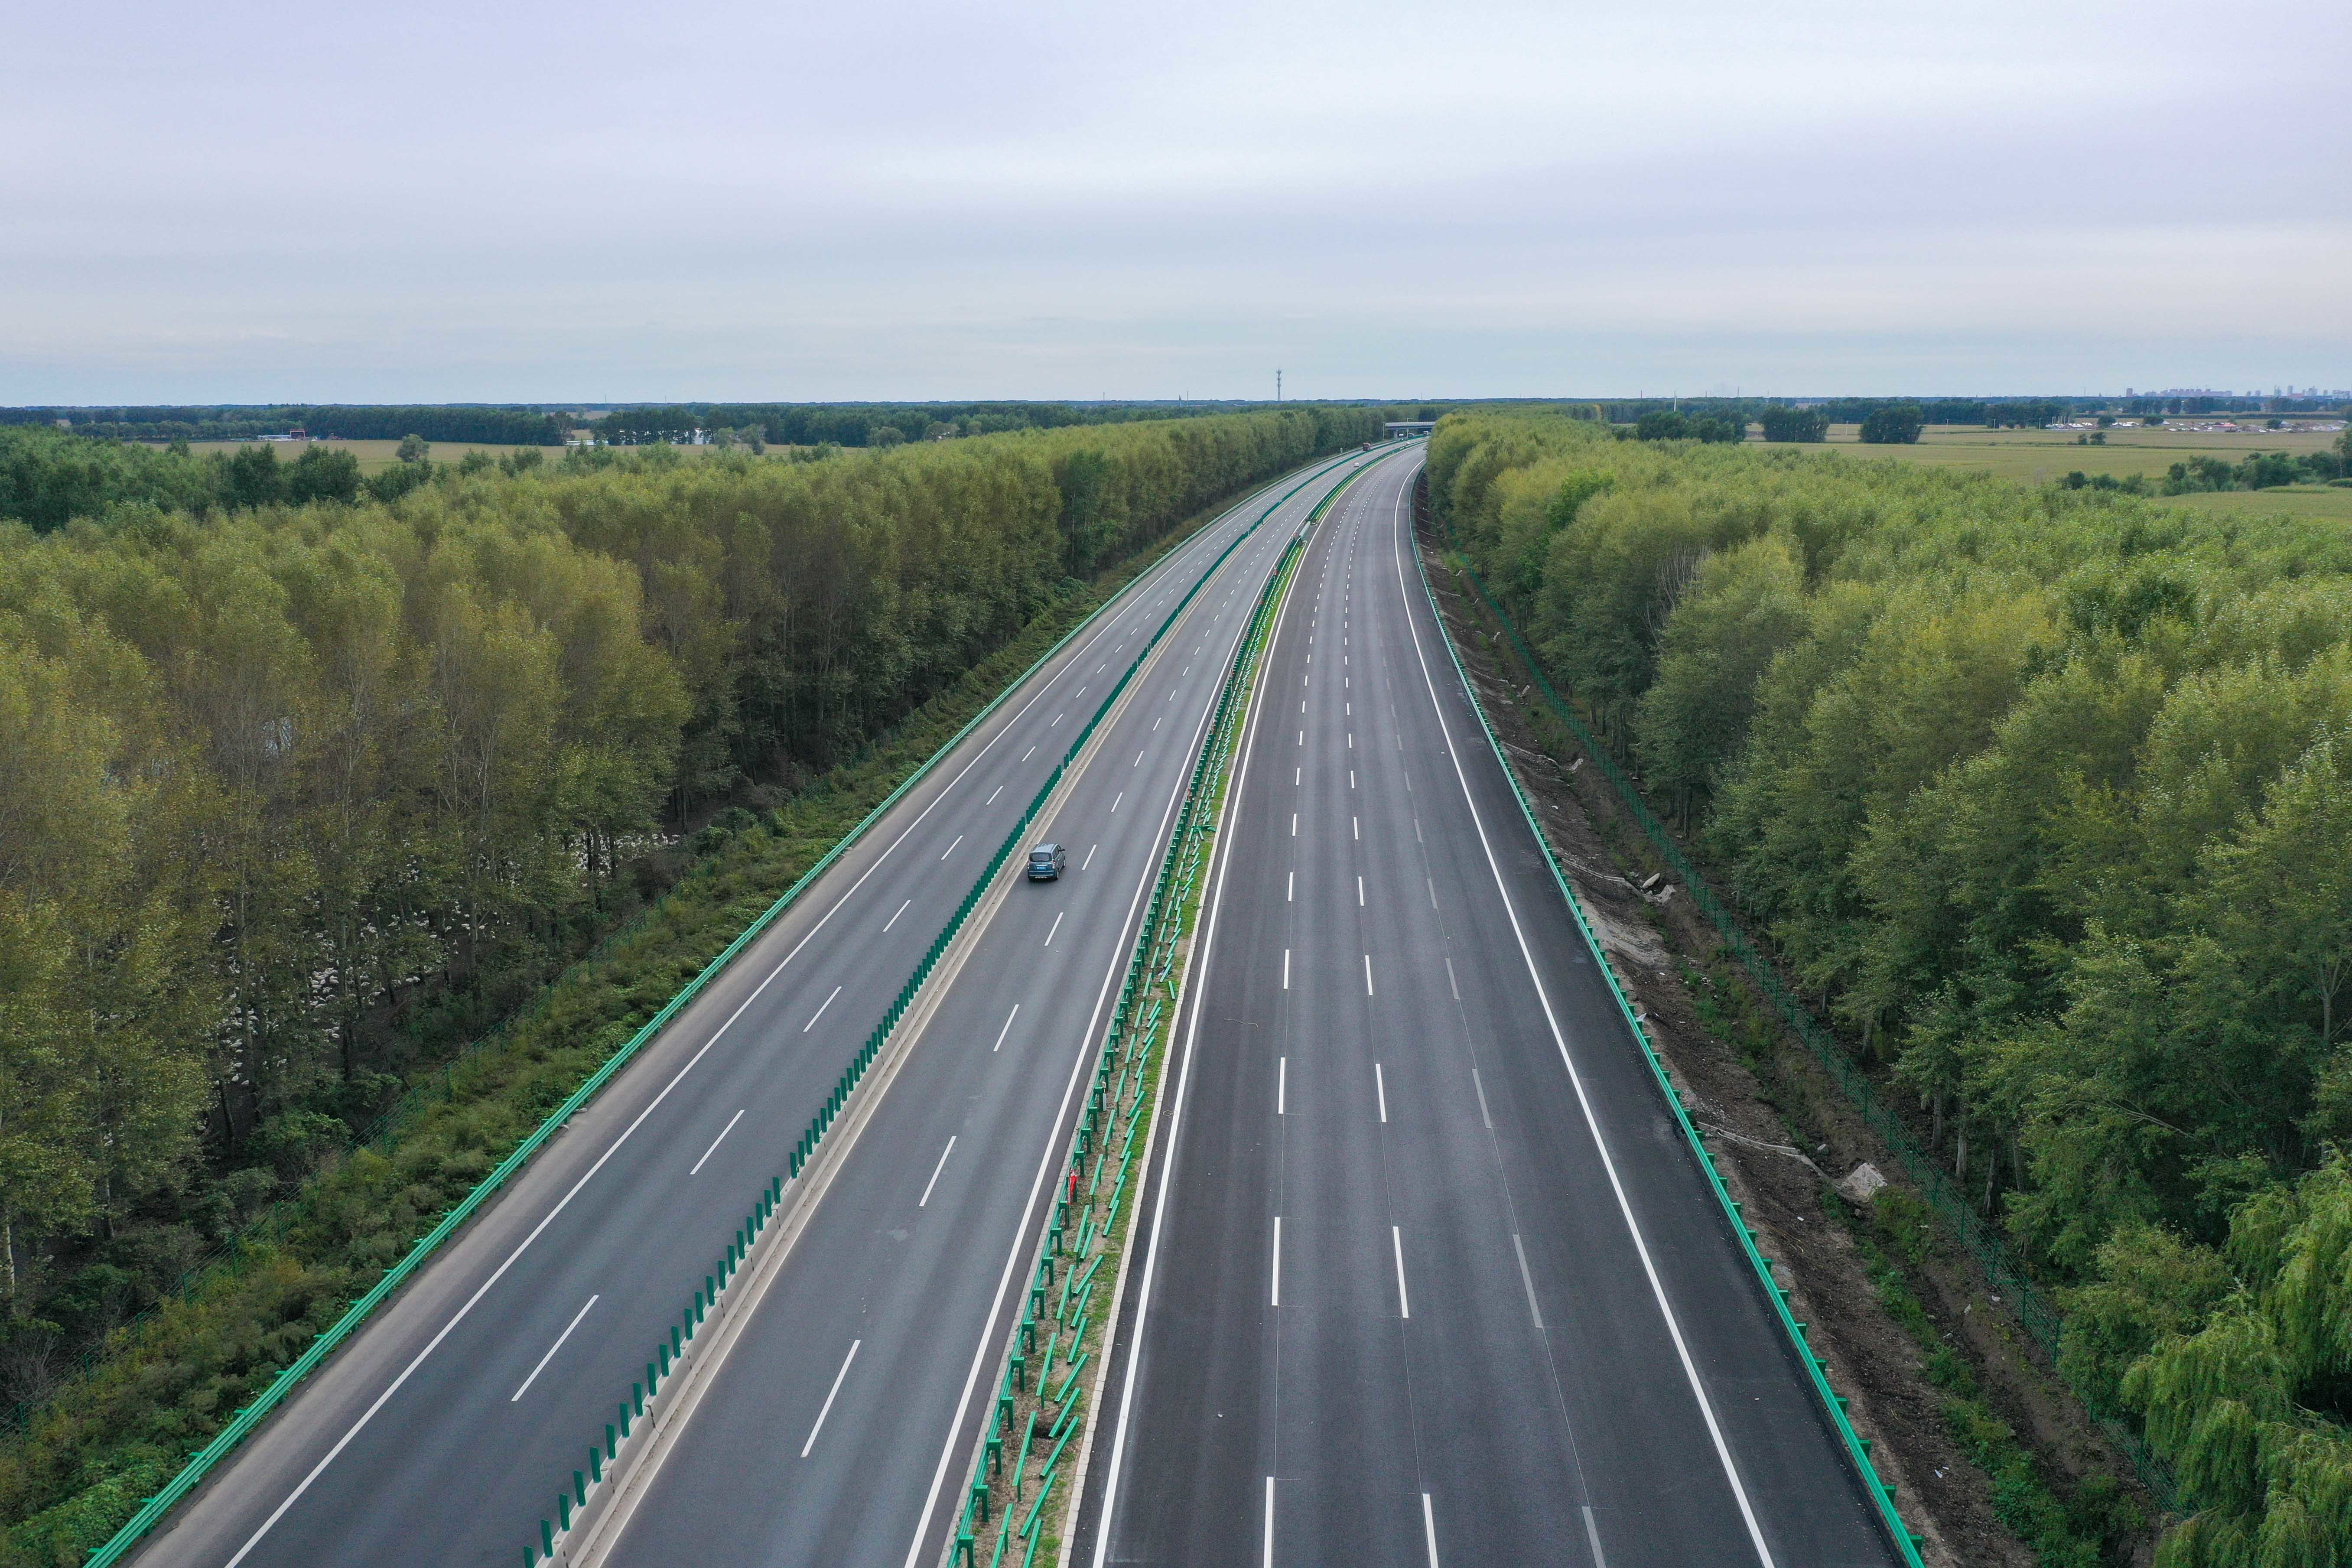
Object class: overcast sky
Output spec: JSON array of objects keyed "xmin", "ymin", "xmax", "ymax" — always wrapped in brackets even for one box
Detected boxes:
[{"xmin": 6, "ymin": 0, "xmax": 2345, "ymax": 403}]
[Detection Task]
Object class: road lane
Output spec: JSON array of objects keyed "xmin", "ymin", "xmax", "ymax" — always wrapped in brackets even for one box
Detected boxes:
[
  {"xmin": 138, "ymin": 449, "xmax": 1382, "ymax": 1568},
  {"xmin": 1086, "ymin": 453, "xmax": 1901, "ymax": 1567}
]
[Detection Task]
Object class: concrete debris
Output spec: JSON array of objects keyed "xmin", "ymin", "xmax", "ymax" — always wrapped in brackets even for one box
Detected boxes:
[{"xmin": 1836, "ymin": 1162, "xmax": 1889, "ymax": 1204}]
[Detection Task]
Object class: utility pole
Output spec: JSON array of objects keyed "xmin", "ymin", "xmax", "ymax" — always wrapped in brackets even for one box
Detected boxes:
[{"xmin": 1276, "ymin": 370, "xmax": 1282, "ymax": 403}]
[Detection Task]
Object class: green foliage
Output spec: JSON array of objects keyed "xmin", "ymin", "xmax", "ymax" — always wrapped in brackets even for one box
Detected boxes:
[
  {"xmin": 2122, "ymin": 1159, "xmax": 2352, "ymax": 1565},
  {"xmin": 1858, "ymin": 403, "xmax": 1926, "ymax": 444},
  {"xmin": 1427, "ymin": 408, "xmax": 2352, "ymax": 1559},
  {"xmin": 0, "ymin": 410, "xmax": 1377, "ymax": 1552},
  {"xmin": 1760, "ymin": 405, "xmax": 1829, "ymax": 442},
  {"xmin": 2160, "ymin": 451, "xmax": 2343, "ymax": 494},
  {"xmin": 1632, "ymin": 409, "xmax": 1745, "ymax": 443}
]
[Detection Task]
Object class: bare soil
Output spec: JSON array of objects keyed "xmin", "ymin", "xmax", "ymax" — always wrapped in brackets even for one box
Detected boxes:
[{"xmin": 1416, "ymin": 520, "xmax": 2157, "ymax": 1568}]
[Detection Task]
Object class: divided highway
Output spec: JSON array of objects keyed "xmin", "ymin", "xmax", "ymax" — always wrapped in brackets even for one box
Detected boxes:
[
  {"xmin": 1081, "ymin": 455, "xmax": 1903, "ymax": 1566},
  {"xmin": 134, "ymin": 450, "xmax": 1383, "ymax": 1568}
]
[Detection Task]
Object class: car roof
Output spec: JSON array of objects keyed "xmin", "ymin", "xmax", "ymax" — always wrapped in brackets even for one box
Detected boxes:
[{"xmin": 1031, "ymin": 843, "xmax": 1060, "ymax": 853}]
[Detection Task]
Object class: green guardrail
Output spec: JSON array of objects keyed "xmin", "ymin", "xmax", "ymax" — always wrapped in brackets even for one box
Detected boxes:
[
  {"xmin": 510, "ymin": 453, "xmax": 1383, "ymax": 1566},
  {"xmin": 1420, "ymin": 494, "xmax": 2175, "ymax": 1512},
  {"xmin": 80, "ymin": 448, "xmax": 1373, "ymax": 1568},
  {"xmin": 1406, "ymin": 504, "xmax": 1927, "ymax": 1564},
  {"xmin": 951, "ymin": 462, "xmax": 1363, "ymax": 1568}
]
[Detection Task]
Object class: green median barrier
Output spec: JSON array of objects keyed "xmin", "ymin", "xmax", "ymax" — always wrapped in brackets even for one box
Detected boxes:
[
  {"xmin": 1409, "ymin": 505, "xmax": 1930, "ymax": 1566},
  {"xmin": 952, "ymin": 461, "xmax": 1356, "ymax": 1565}
]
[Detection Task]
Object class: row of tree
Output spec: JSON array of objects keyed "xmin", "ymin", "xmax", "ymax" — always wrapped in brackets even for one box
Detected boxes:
[
  {"xmin": 0, "ymin": 406, "xmax": 1380, "ymax": 1407},
  {"xmin": 5, "ymin": 406, "xmax": 573, "ymax": 446},
  {"xmin": 1426, "ymin": 411, "xmax": 2352, "ymax": 1562}
]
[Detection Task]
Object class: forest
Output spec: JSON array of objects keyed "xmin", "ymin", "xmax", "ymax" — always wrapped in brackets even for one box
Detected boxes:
[
  {"xmin": 1427, "ymin": 410, "xmax": 2352, "ymax": 1565},
  {"xmin": 0, "ymin": 406, "xmax": 1381, "ymax": 1558}
]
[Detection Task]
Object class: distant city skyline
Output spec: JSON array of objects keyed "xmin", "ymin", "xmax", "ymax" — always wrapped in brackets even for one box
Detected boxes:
[{"xmin": 6, "ymin": 0, "xmax": 2345, "ymax": 402}]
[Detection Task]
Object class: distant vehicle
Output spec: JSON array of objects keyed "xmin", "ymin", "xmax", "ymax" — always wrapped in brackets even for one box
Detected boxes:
[{"xmin": 1027, "ymin": 843, "xmax": 1067, "ymax": 881}]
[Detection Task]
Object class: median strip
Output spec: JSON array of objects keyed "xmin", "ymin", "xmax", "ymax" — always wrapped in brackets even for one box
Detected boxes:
[{"xmin": 948, "ymin": 464, "xmax": 1366, "ymax": 1568}]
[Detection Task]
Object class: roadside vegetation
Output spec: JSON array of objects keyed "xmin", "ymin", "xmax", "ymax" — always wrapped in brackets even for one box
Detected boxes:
[
  {"xmin": 1427, "ymin": 409, "xmax": 2352, "ymax": 1565},
  {"xmin": 0, "ymin": 407, "xmax": 1381, "ymax": 1561}
]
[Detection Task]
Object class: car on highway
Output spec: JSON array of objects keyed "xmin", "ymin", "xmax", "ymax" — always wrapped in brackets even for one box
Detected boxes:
[{"xmin": 1027, "ymin": 843, "xmax": 1067, "ymax": 880}]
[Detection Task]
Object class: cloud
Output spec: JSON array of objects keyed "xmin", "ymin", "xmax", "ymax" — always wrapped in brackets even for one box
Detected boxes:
[{"xmin": 3, "ymin": 0, "xmax": 2343, "ymax": 399}]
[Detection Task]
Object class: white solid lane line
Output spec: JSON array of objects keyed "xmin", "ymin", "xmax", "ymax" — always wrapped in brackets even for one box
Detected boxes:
[
  {"xmin": 992, "ymin": 1005, "xmax": 1021, "ymax": 1053},
  {"xmin": 1423, "ymin": 1493, "xmax": 1441, "ymax": 1568},
  {"xmin": 1514, "ymin": 1233, "xmax": 1545, "ymax": 1329},
  {"xmin": 800, "ymin": 1340, "xmax": 862, "ymax": 1457},
  {"xmin": 1375, "ymin": 1062, "xmax": 1388, "ymax": 1123},
  {"xmin": 510, "ymin": 1295, "xmax": 598, "ymax": 1402},
  {"xmin": 802, "ymin": 985, "xmax": 843, "ymax": 1033},
  {"xmin": 1392, "ymin": 1225, "xmax": 1411, "ymax": 1318},
  {"xmin": 1271, "ymin": 1217, "xmax": 1283, "ymax": 1306},
  {"xmin": 940, "ymin": 833, "xmax": 964, "ymax": 860},
  {"xmin": 1044, "ymin": 911, "xmax": 1065, "ymax": 947},
  {"xmin": 919, "ymin": 1138, "xmax": 957, "ymax": 1207},
  {"xmin": 689, "ymin": 1108, "xmax": 746, "ymax": 1174}
]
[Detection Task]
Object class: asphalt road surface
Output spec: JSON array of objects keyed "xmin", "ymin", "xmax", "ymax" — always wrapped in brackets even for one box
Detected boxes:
[
  {"xmin": 135, "ymin": 449, "xmax": 1387, "ymax": 1568},
  {"xmin": 1080, "ymin": 454, "xmax": 1903, "ymax": 1568}
]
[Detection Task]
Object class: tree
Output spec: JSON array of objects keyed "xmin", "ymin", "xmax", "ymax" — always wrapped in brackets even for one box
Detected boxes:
[
  {"xmin": 286, "ymin": 446, "xmax": 361, "ymax": 505},
  {"xmin": 396, "ymin": 434, "xmax": 430, "ymax": 464},
  {"xmin": 223, "ymin": 444, "xmax": 286, "ymax": 508},
  {"xmin": 1858, "ymin": 404, "xmax": 1925, "ymax": 444},
  {"xmin": 1759, "ymin": 406, "xmax": 1828, "ymax": 442}
]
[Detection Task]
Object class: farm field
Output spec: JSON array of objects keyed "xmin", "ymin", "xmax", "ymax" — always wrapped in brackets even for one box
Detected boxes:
[{"xmin": 1759, "ymin": 422, "xmax": 2352, "ymax": 520}]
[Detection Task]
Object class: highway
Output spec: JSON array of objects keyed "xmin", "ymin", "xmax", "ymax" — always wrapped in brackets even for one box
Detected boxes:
[
  {"xmin": 1079, "ymin": 454, "xmax": 1903, "ymax": 1567},
  {"xmin": 134, "ymin": 448, "xmax": 1384, "ymax": 1568}
]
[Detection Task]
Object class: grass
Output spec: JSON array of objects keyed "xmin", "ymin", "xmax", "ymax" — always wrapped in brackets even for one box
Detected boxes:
[{"xmin": 1755, "ymin": 424, "xmax": 2352, "ymax": 521}]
